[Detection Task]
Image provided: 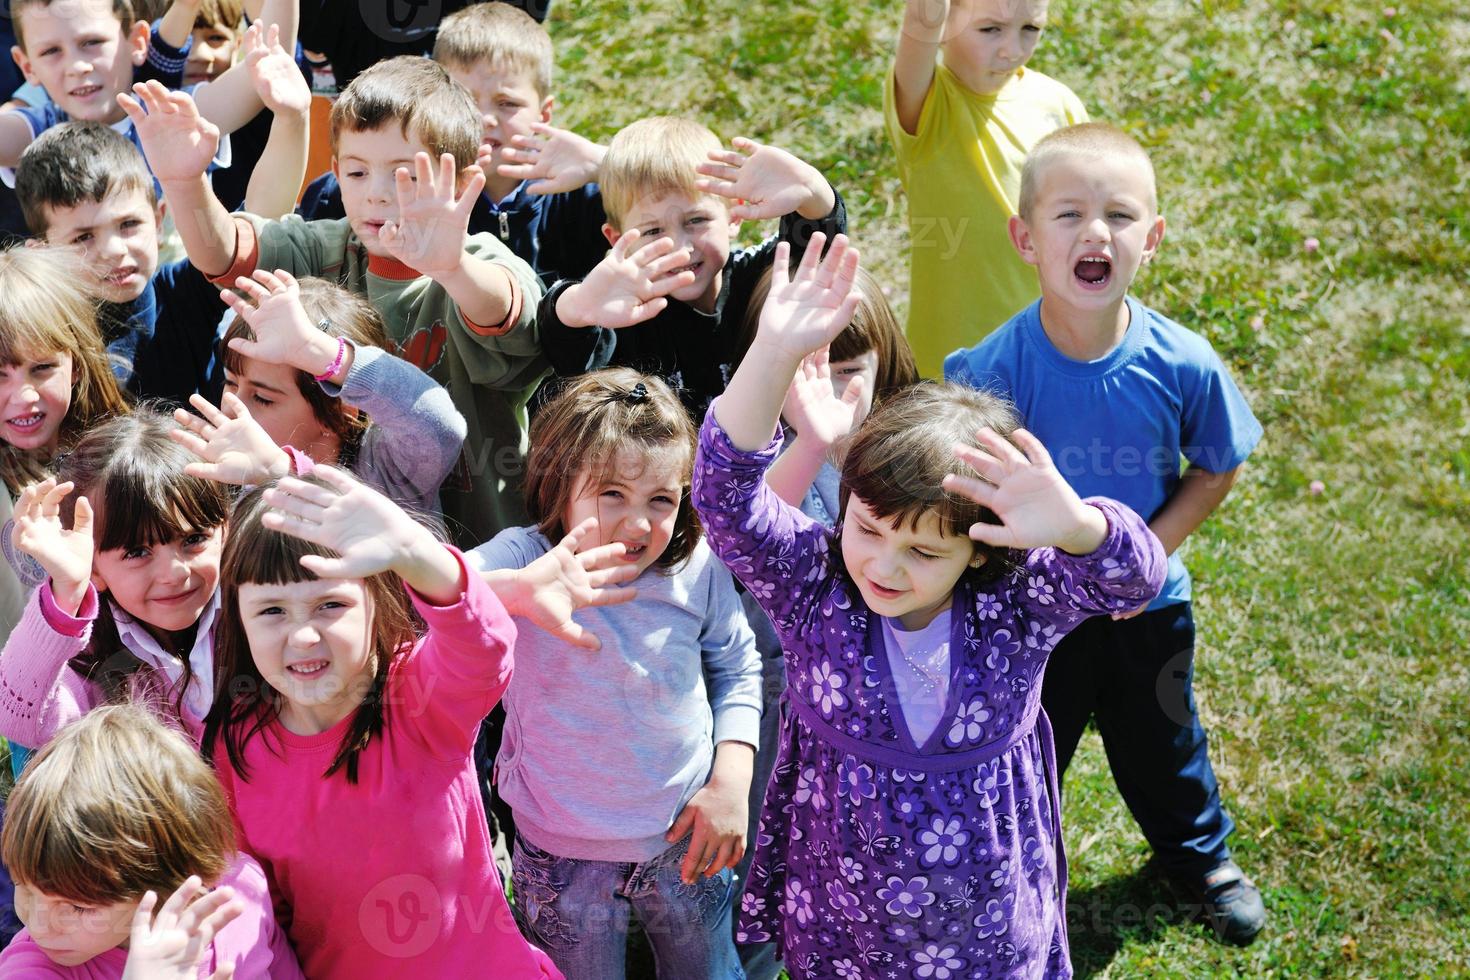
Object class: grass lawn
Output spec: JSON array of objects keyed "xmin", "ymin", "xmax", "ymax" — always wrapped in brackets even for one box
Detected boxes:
[{"xmin": 548, "ymin": 0, "xmax": 1470, "ymax": 974}]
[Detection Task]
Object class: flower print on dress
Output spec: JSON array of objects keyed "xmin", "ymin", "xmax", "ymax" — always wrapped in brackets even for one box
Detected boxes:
[
  {"xmin": 809, "ymin": 660, "xmax": 848, "ymax": 716},
  {"xmin": 825, "ymin": 879, "xmax": 868, "ymax": 922},
  {"xmin": 974, "ymin": 893, "xmax": 1016, "ymax": 938},
  {"xmin": 946, "ymin": 696, "xmax": 992, "ymax": 747},
  {"xmin": 837, "ymin": 756, "xmax": 877, "ymax": 807},
  {"xmin": 784, "ymin": 877, "xmax": 816, "ymax": 927},
  {"xmin": 877, "ymin": 875, "xmax": 936, "ymax": 918},
  {"xmin": 892, "ymin": 768, "xmax": 927, "ymax": 783},
  {"xmin": 1025, "ymin": 573, "xmax": 1056, "ymax": 605},
  {"xmin": 917, "ymin": 816, "xmax": 971, "ymax": 867},
  {"xmin": 891, "ymin": 785, "xmax": 928, "ymax": 826},
  {"xmin": 793, "ymin": 765, "xmax": 829, "ymax": 811},
  {"xmin": 997, "ymin": 940, "xmax": 1022, "ymax": 965},
  {"xmin": 1098, "ymin": 555, "xmax": 1131, "ymax": 580},
  {"xmin": 746, "ymin": 577, "xmax": 777, "ymax": 602},
  {"xmin": 832, "ymin": 958, "xmax": 864, "ymax": 980},
  {"xmin": 937, "ymin": 875, "xmax": 980, "ymax": 913},
  {"xmin": 1022, "ymin": 834, "xmax": 1049, "ymax": 870},
  {"xmin": 838, "ymin": 856, "xmax": 866, "ymax": 885},
  {"xmin": 988, "ymin": 857, "xmax": 1014, "ymax": 890},
  {"xmin": 885, "ymin": 919, "xmax": 923, "ymax": 947},
  {"xmin": 976, "ymin": 590, "xmax": 1004, "ymax": 620},
  {"xmin": 1024, "ymin": 619, "xmax": 1058, "ymax": 655},
  {"xmin": 741, "ymin": 891, "xmax": 766, "ymax": 919},
  {"xmin": 972, "ymin": 759, "xmax": 1012, "ymax": 809},
  {"xmin": 984, "ymin": 627, "xmax": 1020, "ymax": 674},
  {"xmin": 911, "ymin": 942, "xmax": 967, "ymax": 979}
]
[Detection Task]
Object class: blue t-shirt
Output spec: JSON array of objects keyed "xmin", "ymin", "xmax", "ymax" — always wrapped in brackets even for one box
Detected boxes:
[{"xmin": 944, "ymin": 297, "xmax": 1262, "ymax": 609}]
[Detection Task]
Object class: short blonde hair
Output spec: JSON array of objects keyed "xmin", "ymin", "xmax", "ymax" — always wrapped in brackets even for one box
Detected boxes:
[
  {"xmin": 2, "ymin": 705, "xmax": 234, "ymax": 905},
  {"xmin": 1018, "ymin": 122, "xmax": 1158, "ymax": 220},
  {"xmin": 600, "ymin": 116, "xmax": 723, "ymax": 230},
  {"xmin": 433, "ymin": 1, "xmax": 553, "ymax": 97}
]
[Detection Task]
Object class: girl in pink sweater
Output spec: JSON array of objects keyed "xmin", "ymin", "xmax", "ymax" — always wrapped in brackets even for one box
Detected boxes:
[{"xmin": 202, "ymin": 465, "xmax": 633, "ymax": 980}]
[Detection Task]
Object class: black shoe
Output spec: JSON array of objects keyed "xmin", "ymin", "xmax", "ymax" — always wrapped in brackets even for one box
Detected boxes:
[{"xmin": 1188, "ymin": 860, "xmax": 1266, "ymax": 946}]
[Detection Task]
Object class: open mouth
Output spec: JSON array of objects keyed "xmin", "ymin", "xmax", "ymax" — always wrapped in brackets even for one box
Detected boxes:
[
  {"xmin": 5, "ymin": 411, "xmax": 45, "ymax": 434},
  {"xmin": 287, "ymin": 660, "xmax": 329, "ymax": 679},
  {"xmin": 1074, "ymin": 255, "xmax": 1112, "ymax": 288},
  {"xmin": 68, "ymin": 84, "xmax": 103, "ymax": 100},
  {"xmin": 619, "ymin": 543, "xmax": 648, "ymax": 561},
  {"xmin": 361, "ymin": 220, "xmax": 387, "ymax": 236},
  {"xmin": 104, "ymin": 266, "xmax": 139, "ymax": 286},
  {"xmin": 867, "ymin": 579, "xmax": 904, "ymax": 600}
]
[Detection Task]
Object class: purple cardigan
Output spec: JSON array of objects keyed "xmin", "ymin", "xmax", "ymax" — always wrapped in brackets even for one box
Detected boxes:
[{"xmin": 692, "ymin": 409, "xmax": 1165, "ymax": 979}]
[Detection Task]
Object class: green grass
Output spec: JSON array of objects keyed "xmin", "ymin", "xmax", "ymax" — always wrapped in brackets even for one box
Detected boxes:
[{"xmin": 546, "ymin": 0, "xmax": 1469, "ymax": 974}]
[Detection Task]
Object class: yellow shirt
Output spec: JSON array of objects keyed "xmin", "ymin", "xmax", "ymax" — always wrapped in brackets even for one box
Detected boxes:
[{"xmin": 884, "ymin": 63, "xmax": 1088, "ymax": 377}]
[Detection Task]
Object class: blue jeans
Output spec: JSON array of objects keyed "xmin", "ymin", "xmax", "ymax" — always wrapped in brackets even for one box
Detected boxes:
[
  {"xmin": 1041, "ymin": 601, "xmax": 1235, "ymax": 876},
  {"xmin": 511, "ymin": 832, "xmax": 745, "ymax": 980}
]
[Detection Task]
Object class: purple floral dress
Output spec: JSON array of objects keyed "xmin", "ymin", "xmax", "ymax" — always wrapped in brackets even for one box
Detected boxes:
[{"xmin": 693, "ymin": 416, "xmax": 1166, "ymax": 979}]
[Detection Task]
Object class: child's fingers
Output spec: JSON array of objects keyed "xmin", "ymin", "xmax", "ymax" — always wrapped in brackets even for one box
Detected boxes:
[
  {"xmin": 170, "ymin": 428, "xmax": 212, "ymax": 459},
  {"xmin": 231, "ymin": 274, "xmax": 270, "ymax": 301},
  {"xmin": 220, "ymin": 390, "xmax": 253, "ymax": 420},
  {"xmin": 455, "ymin": 166, "xmax": 487, "ymax": 215},
  {"xmin": 580, "ymin": 581, "xmax": 639, "ymax": 608},
  {"xmin": 436, "ymin": 152, "xmax": 456, "ymax": 194},
  {"xmin": 39, "ymin": 479, "xmax": 74, "ymax": 514},
  {"xmin": 642, "ymin": 246, "xmax": 695, "ymax": 280},
  {"xmin": 692, "ymin": 176, "xmax": 738, "ymax": 201},
  {"xmin": 841, "ymin": 374, "xmax": 868, "ymax": 412},
  {"xmin": 607, "ymin": 228, "xmax": 641, "ymax": 263},
  {"xmin": 629, "ymin": 235, "xmax": 678, "ymax": 266},
  {"xmin": 943, "ymin": 472, "xmax": 996, "ymax": 509},
  {"xmin": 796, "ymin": 234, "xmax": 829, "ymax": 280},
  {"xmin": 708, "ymin": 838, "xmax": 737, "ymax": 876},
  {"xmin": 553, "ymin": 618, "xmax": 600, "ymax": 651},
  {"xmin": 730, "ymin": 136, "xmax": 760, "ymax": 155},
  {"xmin": 965, "ymin": 518, "xmax": 1019, "ymax": 550},
  {"xmin": 303, "ymin": 463, "xmax": 361, "ymax": 496},
  {"xmin": 1008, "ymin": 427, "xmax": 1056, "ymax": 470},
  {"xmin": 951, "ymin": 440, "xmax": 1006, "ymax": 482},
  {"xmin": 297, "ymin": 554, "xmax": 354, "ymax": 578},
  {"xmin": 249, "ymin": 268, "xmax": 288, "ymax": 293},
  {"xmin": 626, "ymin": 298, "xmax": 669, "ymax": 322},
  {"xmin": 159, "ymin": 875, "xmax": 205, "ymax": 923},
  {"xmin": 570, "ymin": 536, "xmax": 625, "ymax": 568},
  {"xmin": 130, "ymin": 889, "xmax": 159, "ymax": 938},
  {"xmin": 643, "ymin": 271, "xmax": 696, "ymax": 300},
  {"xmin": 71, "ymin": 496, "xmax": 93, "ymax": 536},
  {"xmin": 972, "ymin": 426, "xmax": 1027, "ymax": 470},
  {"xmin": 666, "ymin": 805, "xmax": 696, "ymax": 844},
  {"xmin": 188, "ymin": 392, "xmax": 231, "ymax": 428}
]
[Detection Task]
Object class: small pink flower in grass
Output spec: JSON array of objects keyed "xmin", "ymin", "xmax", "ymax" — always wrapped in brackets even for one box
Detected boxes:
[
  {"xmin": 1250, "ymin": 315, "xmax": 1265, "ymax": 331},
  {"xmin": 1384, "ymin": 6, "xmax": 1396, "ymax": 17},
  {"xmin": 1304, "ymin": 237, "xmax": 1320, "ymax": 253},
  {"xmin": 1309, "ymin": 479, "xmax": 1326, "ymax": 496}
]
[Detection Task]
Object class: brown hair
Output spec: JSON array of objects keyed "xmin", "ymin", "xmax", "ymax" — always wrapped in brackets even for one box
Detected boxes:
[
  {"xmin": 433, "ymin": 1, "xmax": 553, "ymax": 97},
  {"xmin": 0, "ymin": 245, "xmax": 130, "ymax": 494},
  {"xmin": 11, "ymin": 0, "xmax": 138, "ymax": 51},
  {"xmin": 2, "ymin": 704, "xmax": 233, "ymax": 905},
  {"xmin": 840, "ymin": 382, "xmax": 1024, "ymax": 584},
  {"xmin": 329, "ymin": 56, "xmax": 481, "ymax": 170},
  {"xmin": 221, "ymin": 277, "xmax": 390, "ymax": 456},
  {"xmin": 16, "ymin": 122, "xmax": 157, "ymax": 237},
  {"xmin": 205, "ymin": 478, "xmax": 420, "ymax": 783},
  {"xmin": 736, "ymin": 265, "xmax": 919, "ymax": 405},
  {"xmin": 599, "ymin": 116, "xmax": 724, "ymax": 230},
  {"xmin": 1019, "ymin": 122, "xmax": 1158, "ymax": 221},
  {"xmin": 193, "ymin": 0, "xmax": 243, "ymax": 31},
  {"xmin": 56, "ymin": 409, "xmax": 231, "ymax": 706},
  {"xmin": 524, "ymin": 368, "xmax": 699, "ymax": 569}
]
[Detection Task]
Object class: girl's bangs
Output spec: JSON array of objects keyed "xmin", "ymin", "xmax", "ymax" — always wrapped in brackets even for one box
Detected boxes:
[
  {"xmin": 226, "ymin": 518, "xmax": 339, "ymax": 588},
  {"xmin": 93, "ymin": 466, "xmax": 230, "ymax": 553}
]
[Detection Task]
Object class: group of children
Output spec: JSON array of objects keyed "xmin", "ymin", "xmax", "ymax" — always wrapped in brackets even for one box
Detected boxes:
[{"xmin": 0, "ymin": 0, "xmax": 1266, "ymax": 977}]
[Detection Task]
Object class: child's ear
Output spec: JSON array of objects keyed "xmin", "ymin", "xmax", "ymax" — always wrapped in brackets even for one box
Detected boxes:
[
  {"xmin": 968, "ymin": 549, "xmax": 988, "ymax": 570},
  {"xmin": 1140, "ymin": 214, "xmax": 1166, "ymax": 265},
  {"xmin": 1008, "ymin": 214, "xmax": 1038, "ymax": 266},
  {"xmin": 127, "ymin": 20, "xmax": 150, "ymax": 66},
  {"xmin": 330, "ymin": 155, "xmax": 340, "ymax": 180},
  {"xmin": 154, "ymin": 198, "xmax": 167, "ymax": 226},
  {"xmin": 90, "ymin": 566, "xmax": 109, "ymax": 595},
  {"xmin": 11, "ymin": 46, "xmax": 36, "ymax": 87},
  {"xmin": 601, "ymin": 222, "xmax": 621, "ymax": 248},
  {"xmin": 538, "ymin": 94, "xmax": 554, "ymax": 126}
]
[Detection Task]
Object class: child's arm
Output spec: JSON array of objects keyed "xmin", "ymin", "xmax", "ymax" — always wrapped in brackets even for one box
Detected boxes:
[
  {"xmin": 765, "ymin": 348, "xmax": 869, "ymax": 506},
  {"xmin": 667, "ymin": 741, "xmax": 754, "ymax": 885},
  {"xmin": 695, "ymin": 137, "xmax": 835, "ymax": 223},
  {"xmin": 171, "ymin": 393, "xmax": 292, "ymax": 486},
  {"xmin": 496, "ymin": 122, "xmax": 606, "ymax": 196},
  {"xmin": 122, "ymin": 877, "xmax": 243, "ymax": 980},
  {"xmin": 0, "ymin": 112, "xmax": 35, "ymax": 169},
  {"xmin": 155, "ymin": 0, "xmax": 202, "ymax": 53},
  {"xmin": 892, "ymin": 0, "xmax": 950, "ymax": 135},
  {"xmin": 1149, "ymin": 465, "xmax": 1241, "ymax": 558},
  {"xmin": 186, "ymin": 22, "xmax": 268, "ymax": 137},
  {"xmin": 241, "ymin": 24, "xmax": 312, "ymax": 219}
]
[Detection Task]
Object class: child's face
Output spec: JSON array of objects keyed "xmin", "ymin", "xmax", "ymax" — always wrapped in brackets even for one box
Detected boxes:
[
  {"xmin": 830, "ymin": 349, "xmax": 878, "ymax": 417},
  {"xmin": 1009, "ymin": 153, "xmax": 1164, "ymax": 315},
  {"xmin": 237, "ymin": 577, "xmax": 375, "ymax": 733},
  {"xmin": 11, "ymin": 0, "xmax": 148, "ymax": 124},
  {"xmin": 443, "ymin": 59, "xmax": 552, "ymax": 198},
  {"xmin": 942, "ymin": 0, "xmax": 1049, "ymax": 96},
  {"xmin": 223, "ymin": 359, "xmax": 340, "ymax": 463},
  {"xmin": 182, "ymin": 20, "xmax": 240, "ymax": 86},
  {"xmin": 333, "ymin": 126, "xmax": 475, "ymax": 258},
  {"xmin": 90, "ymin": 512, "xmax": 223, "ymax": 638},
  {"xmin": 41, "ymin": 186, "xmax": 162, "ymax": 303},
  {"xmin": 0, "ymin": 351, "xmax": 73, "ymax": 453},
  {"xmin": 563, "ymin": 448, "xmax": 685, "ymax": 579},
  {"xmin": 13, "ymin": 881, "xmax": 134, "ymax": 966},
  {"xmin": 840, "ymin": 495, "xmax": 979, "ymax": 631},
  {"xmin": 606, "ymin": 188, "xmax": 739, "ymax": 314}
]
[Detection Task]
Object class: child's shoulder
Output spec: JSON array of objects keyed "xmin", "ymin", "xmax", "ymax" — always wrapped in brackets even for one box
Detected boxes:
[
  {"xmin": 1129, "ymin": 299, "xmax": 1233, "ymax": 372},
  {"xmin": 943, "ymin": 301, "xmax": 1038, "ymax": 382},
  {"xmin": 1006, "ymin": 65, "xmax": 1085, "ymax": 106},
  {"xmin": 466, "ymin": 523, "xmax": 550, "ymax": 574}
]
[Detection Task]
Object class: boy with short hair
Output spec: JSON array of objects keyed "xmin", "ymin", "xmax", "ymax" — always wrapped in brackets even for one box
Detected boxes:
[
  {"xmin": 886, "ymin": 0, "xmax": 1086, "ymax": 376},
  {"xmin": 945, "ymin": 122, "xmax": 1267, "ymax": 946},
  {"xmin": 540, "ymin": 115, "xmax": 845, "ymax": 418},
  {"xmin": 298, "ymin": 0, "xmax": 608, "ymax": 286},
  {"xmin": 125, "ymin": 56, "xmax": 545, "ymax": 545}
]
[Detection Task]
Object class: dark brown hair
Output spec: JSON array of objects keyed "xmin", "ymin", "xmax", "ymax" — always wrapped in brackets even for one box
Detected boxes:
[
  {"xmin": 205, "ymin": 478, "xmax": 419, "ymax": 783},
  {"xmin": 221, "ymin": 277, "xmax": 391, "ymax": 456},
  {"xmin": 840, "ymin": 382, "xmax": 1024, "ymax": 584},
  {"xmin": 329, "ymin": 56, "xmax": 481, "ymax": 170},
  {"xmin": 15, "ymin": 122, "xmax": 157, "ymax": 237},
  {"xmin": 524, "ymin": 368, "xmax": 699, "ymax": 569},
  {"xmin": 2, "ymin": 704, "xmax": 233, "ymax": 905}
]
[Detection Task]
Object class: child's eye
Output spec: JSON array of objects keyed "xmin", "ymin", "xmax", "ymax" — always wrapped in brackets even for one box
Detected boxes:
[
  {"xmin": 640, "ymin": 227, "xmax": 662, "ymax": 239},
  {"xmin": 687, "ymin": 215, "xmax": 709, "ymax": 226},
  {"xmin": 1023, "ymin": 24, "xmax": 1043, "ymax": 33},
  {"xmin": 1109, "ymin": 211, "xmax": 1134, "ymax": 221},
  {"xmin": 123, "ymin": 546, "xmax": 150, "ymax": 561},
  {"xmin": 121, "ymin": 218, "xmax": 143, "ymax": 230},
  {"xmin": 1056, "ymin": 210, "xmax": 1080, "ymax": 219},
  {"xmin": 183, "ymin": 532, "xmax": 212, "ymax": 548},
  {"xmin": 652, "ymin": 494, "xmax": 677, "ymax": 507},
  {"xmin": 600, "ymin": 489, "xmax": 624, "ymax": 500},
  {"xmin": 207, "ymin": 32, "xmax": 231, "ymax": 44},
  {"xmin": 71, "ymin": 233, "xmax": 92, "ymax": 244},
  {"xmin": 251, "ymin": 394, "xmax": 274, "ymax": 407},
  {"xmin": 911, "ymin": 548, "xmax": 940, "ymax": 561},
  {"xmin": 857, "ymin": 524, "xmax": 879, "ymax": 537},
  {"xmin": 255, "ymin": 605, "xmax": 284, "ymax": 617},
  {"xmin": 32, "ymin": 362, "xmax": 58, "ymax": 374},
  {"xmin": 39, "ymin": 46, "xmax": 59, "ymax": 57},
  {"xmin": 343, "ymin": 170, "xmax": 366, "ymax": 180}
]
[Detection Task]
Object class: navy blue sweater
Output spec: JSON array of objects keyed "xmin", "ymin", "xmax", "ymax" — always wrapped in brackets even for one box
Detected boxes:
[{"xmin": 99, "ymin": 260, "xmax": 227, "ymax": 407}]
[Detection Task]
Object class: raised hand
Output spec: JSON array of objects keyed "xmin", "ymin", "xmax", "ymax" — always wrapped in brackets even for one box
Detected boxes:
[
  {"xmin": 486, "ymin": 518, "xmax": 639, "ymax": 651},
  {"xmin": 695, "ymin": 137, "xmax": 828, "ymax": 222},
  {"xmin": 243, "ymin": 22, "xmax": 312, "ymax": 117},
  {"xmin": 555, "ymin": 230, "xmax": 697, "ymax": 328},
  {"xmin": 496, "ymin": 122, "xmax": 605, "ymax": 195},
  {"xmin": 222, "ymin": 269, "xmax": 341, "ymax": 376},
  {"xmin": 171, "ymin": 393, "xmax": 292, "ymax": 486},
  {"xmin": 755, "ymin": 233, "xmax": 862, "ymax": 360},
  {"xmin": 11, "ymin": 479, "xmax": 93, "ymax": 615},
  {"xmin": 379, "ymin": 153, "xmax": 485, "ymax": 278},
  {"xmin": 118, "ymin": 81, "xmax": 220, "ymax": 184},
  {"xmin": 943, "ymin": 428, "xmax": 1109, "ymax": 555},
  {"xmin": 781, "ymin": 347, "xmax": 870, "ymax": 450},
  {"xmin": 121, "ymin": 877, "xmax": 242, "ymax": 980}
]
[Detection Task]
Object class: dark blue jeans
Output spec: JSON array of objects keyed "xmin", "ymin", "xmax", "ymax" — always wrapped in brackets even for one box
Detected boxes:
[{"xmin": 1041, "ymin": 602, "xmax": 1234, "ymax": 876}]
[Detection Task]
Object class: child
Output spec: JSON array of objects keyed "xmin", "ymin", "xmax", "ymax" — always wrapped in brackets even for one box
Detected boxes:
[
  {"xmin": 298, "ymin": 1, "xmax": 610, "ymax": 287},
  {"xmin": 886, "ymin": 0, "xmax": 1087, "ymax": 376},
  {"xmin": 692, "ymin": 235, "xmax": 1166, "ymax": 977},
  {"xmin": 0, "ymin": 411, "xmax": 230, "ymax": 770},
  {"xmin": 0, "ymin": 704, "xmax": 303, "ymax": 977},
  {"xmin": 944, "ymin": 122, "xmax": 1266, "ymax": 945},
  {"xmin": 124, "ymin": 56, "xmax": 547, "ymax": 544},
  {"xmin": 539, "ymin": 115, "xmax": 846, "ymax": 419},
  {"xmin": 171, "ymin": 269, "xmax": 467, "ymax": 519},
  {"xmin": 203, "ymin": 466, "xmax": 640, "ymax": 979},
  {"xmin": 468, "ymin": 368, "xmax": 761, "ymax": 978}
]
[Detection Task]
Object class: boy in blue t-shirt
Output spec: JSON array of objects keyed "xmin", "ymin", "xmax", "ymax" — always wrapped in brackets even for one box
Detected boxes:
[{"xmin": 945, "ymin": 122, "xmax": 1266, "ymax": 946}]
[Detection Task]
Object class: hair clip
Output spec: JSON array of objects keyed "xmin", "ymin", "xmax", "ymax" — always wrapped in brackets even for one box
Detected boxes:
[
  {"xmin": 624, "ymin": 382, "xmax": 648, "ymax": 403},
  {"xmin": 316, "ymin": 316, "xmax": 333, "ymax": 334}
]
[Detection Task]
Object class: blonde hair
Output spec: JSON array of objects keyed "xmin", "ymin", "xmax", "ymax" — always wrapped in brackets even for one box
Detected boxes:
[
  {"xmin": 1018, "ymin": 122, "xmax": 1158, "ymax": 221},
  {"xmin": 600, "ymin": 117, "xmax": 724, "ymax": 230},
  {"xmin": 0, "ymin": 245, "xmax": 130, "ymax": 493},
  {"xmin": 434, "ymin": 1, "xmax": 553, "ymax": 97},
  {"xmin": 1, "ymin": 705, "xmax": 234, "ymax": 905}
]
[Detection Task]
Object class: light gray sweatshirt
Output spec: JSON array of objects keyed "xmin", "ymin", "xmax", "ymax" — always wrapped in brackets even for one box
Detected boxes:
[{"xmin": 468, "ymin": 527, "xmax": 762, "ymax": 862}]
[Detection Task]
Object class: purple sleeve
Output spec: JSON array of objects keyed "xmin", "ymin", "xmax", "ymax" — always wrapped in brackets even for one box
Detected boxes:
[
  {"xmin": 692, "ymin": 403, "xmax": 840, "ymax": 638},
  {"xmin": 0, "ymin": 586, "xmax": 102, "ymax": 748}
]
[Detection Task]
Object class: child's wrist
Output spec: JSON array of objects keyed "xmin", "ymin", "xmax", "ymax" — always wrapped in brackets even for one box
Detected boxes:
[
  {"xmin": 555, "ymin": 283, "xmax": 596, "ymax": 327},
  {"xmin": 1057, "ymin": 504, "xmax": 1109, "ymax": 556},
  {"xmin": 796, "ymin": 171, "xmax": 835, "ymax": 220},
  {"xmin": 51, "ymin": 576, "xmax": 89, "ymax": 618}
]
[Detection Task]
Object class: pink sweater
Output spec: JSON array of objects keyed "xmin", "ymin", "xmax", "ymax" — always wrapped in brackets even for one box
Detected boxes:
[
  {"xmin": 211, "ymin": 549, "xmax": 561, "ymax": 980},
  {"xmin": 0, "ymin": 854, "xmax": 304, "ymax": 978}
]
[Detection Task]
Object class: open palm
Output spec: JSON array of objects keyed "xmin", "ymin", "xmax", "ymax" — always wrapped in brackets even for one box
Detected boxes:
[
  {"xmin": 944, "ymin": 428, "xmax": 1098, "ymax": 550},
  {"xmin": 756, "ymin": 233, "xmax": 862, "ymax": 361}
]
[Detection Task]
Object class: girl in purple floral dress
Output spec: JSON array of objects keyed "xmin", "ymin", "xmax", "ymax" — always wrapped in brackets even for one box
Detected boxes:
[{"xmin": 692, "ymin": 235, "xmax": 1166, "ymax": 979}]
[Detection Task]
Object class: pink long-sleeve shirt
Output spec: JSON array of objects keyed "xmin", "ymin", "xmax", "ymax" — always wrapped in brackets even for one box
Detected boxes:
[
  {"xmin": 0, "ymin": 853, "xmax": 304, "ymax": 978},
  {"xmin": 211, "ymin": 548, "xmax": 561, "ymax": 980}
]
